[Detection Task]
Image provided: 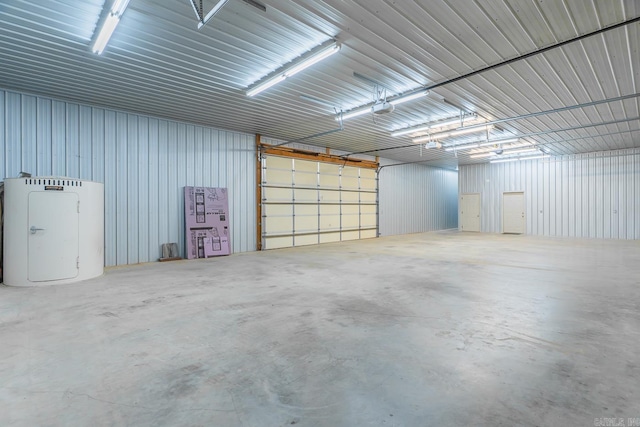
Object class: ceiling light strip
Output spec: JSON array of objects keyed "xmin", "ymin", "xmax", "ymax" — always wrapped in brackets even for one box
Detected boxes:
[
  {"xmin": 91, "ymin": 0, "xmax": 131, "ymax": 54},
  {"xmin": 444, "ymin": 137, "xmax": 520, "ymax": 152},
  {"xmin": 490, "ymin": 155, "xmax": 549, "ymax": 164},
  {"xmin": 469, "ymin": 147, "xmax": 539, "ymax": 159},
  {"xmin": 339, "ymin": 107, "xmax": 371, "ymax": 121},
  {"xmin": 247, "ymin": 41, "xmax": 340, "ymax": 97},
  {"xmin": 336, "ymin": 89, "xmax": 429, "ymax": 121},
  {"xmin": 412, "ymin": 125, "xmax": 493, "ymax": 143},
  {"xmin": 391, "ymin": 114, "xmax": 479, "ymax": 137},
  {"xmin": 500, "ymin": 147, "xmax": 539, "ymax": 155}
]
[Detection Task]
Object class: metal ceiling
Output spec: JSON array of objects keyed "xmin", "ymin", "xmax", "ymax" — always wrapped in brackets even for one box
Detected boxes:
[{"xmin": 0, "ymin": 0, "xmax": 638, "ymax": 168}]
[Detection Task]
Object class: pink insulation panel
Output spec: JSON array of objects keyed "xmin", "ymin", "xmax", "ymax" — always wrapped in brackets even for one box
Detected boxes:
[{"xmin": 184, "ymin": 187, "xmax": 231, "ymax": 259}]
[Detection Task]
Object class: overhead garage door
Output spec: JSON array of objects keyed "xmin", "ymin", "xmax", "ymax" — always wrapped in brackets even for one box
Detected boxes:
[{"xmin": 261, "ymin": 155, "xmax": 377, "ymax": 250}]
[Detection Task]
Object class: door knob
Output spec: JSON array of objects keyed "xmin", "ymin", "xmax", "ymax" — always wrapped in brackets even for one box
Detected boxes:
[{"xmin": 30, "ymin": 226, "xmax": 45, "ymax": 234}]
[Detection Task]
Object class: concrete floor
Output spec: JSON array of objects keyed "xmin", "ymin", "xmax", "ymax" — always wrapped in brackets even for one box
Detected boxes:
[{"xmin": 1, "ymin": 230, "xmax": 639, "ymax": 426}]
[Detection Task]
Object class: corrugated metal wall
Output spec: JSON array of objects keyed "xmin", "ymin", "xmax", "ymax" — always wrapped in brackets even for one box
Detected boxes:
[
  {"xmin": 458, "ymin": 148, "xmax": 640, "ymax": 239},
  {"xmin": 378, "ymin": 160, "xmax": 459, "ymax": 236},
  {"xmin": 0, "ymin": 89, "xmax": 256, "ymax": 266}
]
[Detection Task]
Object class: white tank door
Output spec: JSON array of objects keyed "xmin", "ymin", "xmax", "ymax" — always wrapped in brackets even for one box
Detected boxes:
[{"xmin": 28, "ymin": 191, "xmax": 80, "ymax": 282}]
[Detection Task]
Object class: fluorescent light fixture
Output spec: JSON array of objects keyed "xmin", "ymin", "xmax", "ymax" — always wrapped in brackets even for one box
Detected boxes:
[
  {"xmin": 391, "ymin": 115, "xmax": 478, "ymax": 137},
  {"xmin": 490, "ymin": 158, "xmax": 520, "ymax": 164},
  {"xmin": 391, "ymin": 90, "xmax": 429, "ymax": 106},
  {"xmin": 501, "ymin": 147, "xmax": 539, "ymax": 155},
  {"xmin": 520, "ymin": 155, "xmax": 548, "ymax": 160},
  {"xmin": 412, "ymin": 125, "xmax": 493, "ymax": 143},
  {"xmin": 91, "ymin": 0, "xmax": 131, "ymax": 54},
  {"xmin": 111, "ymin": 0, "xmax": 130, "ymax": 14},
  {"xmin": 480, "ymin": 137, "xmax": 519, "ymax": 146},
  {"xmin": 284, "ymin": 43, "xmax": 341, "ymax": 77},
  {"xmin": 337, "ymin": 107, "xmax": 371, "ymax": 121},
  {"xmin": 246, "ymin": 41, "xmax": 340, "ymax": 97},
  {"xmin": 470, "ymin": 146, "xmax": 537, "ymax": 159},
  {"xmin": 444, "ymin": 143, "xmax": 479, "ymax": 152},
  {"xmin": 198, "ymin": 0, "xmax": 231, "ymax": 29},
  {"xmin": 445, "ymin": 138, "xmax": 520, "ymax": 152},
  {"xmin": 337, "ymin": 89, "xmax": 429, "ymax": 122},
  {"xmin": 469, "ymin": 152, "xmax": 497, "ymax": 159},
  {"xmin": 490, "ymin": 155, "xmax": 548, "ymax": 164},
  {"xmin": 246, "ymin": 75, "xmax": 286, "ymax": 97}
]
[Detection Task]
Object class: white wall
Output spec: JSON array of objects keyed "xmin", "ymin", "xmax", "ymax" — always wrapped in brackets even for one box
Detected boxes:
[
  {"xmin": 378, "ymin": 160, "xmax": 458, "ymax": 236},
  {"xmin": 1, "ymin": 89, "xmax": 257, "ymax": 266},
  {"xmin": 459, "ymin": 148, "xmax": 640, "ymax": 239}
]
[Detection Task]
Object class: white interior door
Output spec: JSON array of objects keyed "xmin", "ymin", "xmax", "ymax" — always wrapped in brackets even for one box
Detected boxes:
[
  {"xmin": 503, "ymin": 192, "xmax": 525, "ymax": 234},
  {"xmin": 459, "ymin": 193, "xmax": 480, "ymax": 232},
  {"xmin": 28, "ymin": 191, "xmax": 79, "ymax": 282}
]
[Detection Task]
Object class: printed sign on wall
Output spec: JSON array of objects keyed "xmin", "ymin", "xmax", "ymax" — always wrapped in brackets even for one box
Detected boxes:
[{"xmin": 184, "ymin": 187, "xmax": 231, "ymax": 258}]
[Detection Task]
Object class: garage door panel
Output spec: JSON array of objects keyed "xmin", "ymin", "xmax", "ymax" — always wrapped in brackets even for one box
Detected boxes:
[
  {"xmin": 294, "ymin": 234, "xmax": 318, "ymax": 246},
  {"xmin": 341, "ymin": 191, "xmax": 359, "ymax": 202},
  {"xmin": 341, "ymin": 166, "xmax": 359, "ymax": 176},
  {"xmin": 342, "ymin": 205, "xmax": 359, "ymax": 215},
  {"xmin": 264, "ymin": 171, "xmax": 292, "ymax": 187},
  {"xmin": 319, "ymin": 163, "xmax": 341, "ymax": 175},
  {"xmin": 360, "ymin": 229, "xmax": 377, "ymax": 239},
  {"xmin": 264, "ymin": 236, "xmax": 294, "ymax": 250},
  {"xmin": 360, "ymin": 192, "xmax": 377, "ymax": 203},
  {"xmin": 341, "ymin": 175, "xmax": 359, "ymax": 190},
  {"xmin": 342, "ymin": 230, "xmax": 360, "ymax": 241},
  {"xmin": 296, "ymin": 205, "xmax": 318, "ymax": 215},
  {"xmin": 361, "ymin": 214, "xmax": 377, "ymax": 228},
  {"xmin": 295, "ymin": 170, "xmax": 317, "ymax": 187},
  {"xmin": 361, "ymin": 179, "xmax": 376, "ymax": 192},
  {"xmin": 295, "ymin": 210, "xmax": 318, "ymax": 233},
  {"xmin": 319, "ymin": 174, "xmax": 340, "ymax": 189},
  {"xmin": 295, "ymin": 160, "xmax": 318, "ymax": 173},
  {"xmin": 263, "ymin": 204, "xmax": 293, "ymax": 217},
  {"xmin": 361, "ymin": 169, "xmax": 376, "ymax": 180},
  {"xmin": 319, "ymin": 163, "xmax": 340, "ymax": 189},
  {"xmin": 295, "ymin": 188, "xmax": 317, "ymax": 202},
  {"xmin": 342, "ymin": 213, "xmax": 359, "ymax": 228},
  {"xmin": 320, "ymin": 215, "xmax": 341, "ymax": 231},
  {"xmin": 265, "ymin": 157, "xmax": 293, "ymax": 186},
  {"xmin": 264, "ymin": 215, "xmax": 293, "ymax": 234},
  {"xmin": 320, "ymin": 204, "xmax": 340, "ymax": 215},
  {"xmin": 320, "ymin": 190, "xmax": 340, "ymax": 203},
  {"xmin": 320, "ymin": 232, "xmax": 341, "ymax": 243},
  {"xmin": 264, "ymin": 187, "xmax": 293, "ymax": 202},
  {"xmin": 360, "ymin": 205, "xmax": 376, "ymax": 215}
]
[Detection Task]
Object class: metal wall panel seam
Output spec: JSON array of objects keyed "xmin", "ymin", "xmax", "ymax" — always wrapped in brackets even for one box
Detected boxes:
[
  {"xmin": 127, "ymin": 114, "xmax": 139, "ymax": 265},
  {"xmin": 0, "ymin": 91, "xmax": 5, "ymax": 180}
]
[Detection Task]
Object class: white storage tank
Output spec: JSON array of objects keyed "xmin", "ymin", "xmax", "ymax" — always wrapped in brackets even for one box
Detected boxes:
[{"xmin": 3, "ymin": 177, "xmax": 104, "ymax": 287}]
